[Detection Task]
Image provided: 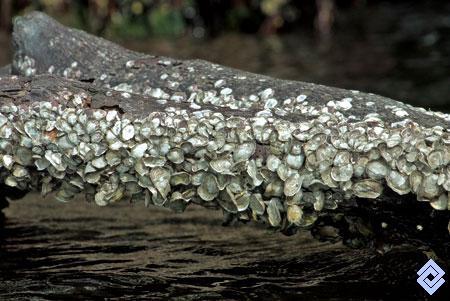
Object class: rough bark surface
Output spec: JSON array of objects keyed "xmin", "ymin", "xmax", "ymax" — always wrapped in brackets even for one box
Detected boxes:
[{"xmin": 11, "ymin": 13, "xmax": 450, "ymax": 129}]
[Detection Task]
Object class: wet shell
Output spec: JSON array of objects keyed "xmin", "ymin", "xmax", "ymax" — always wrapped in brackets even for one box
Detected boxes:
[
  {"xmin": 247, "ymin": 160, "xmax": 263, "ymax": 186},
  {"xmin": 167, "ymin": 194, "xmax": 189, "ymax": 213},
  {"xmin": 313, "ymin": 190, "xmax": 325, "ymax": 211},
  {"xmin": 353, "ymin": 157, "xmax": 369, "ymax": 178},
  {"xmin": 91, "ymin": 156, "xmax": 107, "ymax": 169},
  {"xmin": 249, "ymin": 194, "xmax": 265, "ymax": 216},
  {"xmin": 333, "ymin": 151, "xmax": 351, "ymax": 166},
  {"xmin": 167, "ymin": 148, "xmax": 184, "ymax": 164},
  {"xmin": 287, "ymin": 205, "xmax": 303, "ymax": 225},
  {"xmin": 276, "ymin": 163, "xmax": 293, "ymax": 181},
  {"xmin": 94, "ymin": 191, "xmax": 108, "ymax": 206},
  {"xmin": 12, "ymin": 165, "xmax": 29, "ymax": 178},
  {"xmin": 215, "ymin": 173, "xmax": 229, "ymax": 190},
  {"xmin": 149, "ymin": 167, "xmax": 171, "ymax": 199},
  {"xmin": 233, "ymin": 142, "xmax": 255, "ymax": 162},
  {"xmin": 143, "ymin": 156, "xmax": 166, "ymax": 167},
  {"xmin": 299, "ymin": 213, "xmax": 318, "ymax": 227},
  {"xmin": 267, "ymin": 198, "xmax": 282, "ymax": 227},
  {"xmin": 353, "ymin": 179, "xmax": 383, "ymax": 199},
  {"xmin": 35, "ymin": 158, "xmax": 50, "ymax": 170},
  {"xmin": 316, "ymin": 144, "xmax": 337, "ymax": 162},
  {"xmin": 420, "ymin": 174, "xmax": 440, "ymax": 199},
  {"xmin": 0, "ymin": 113, "xmax": 7, "ymax": 128},
  {"xmin": 430, "ymin": 193, "xmax": 448, "ymax": 210},
  {"xmin": 284, "ymin": 173, "xmax": 303, "ymax": 197},
  {"xmin": 428, "ymin": 150, "xmax": 445, "ymax": 169},
  {"xmin": 285, "ymin": 153, "xmax": 305, "ymax": 169},
  {"xmin": 366, "ymin": 160, "xmax": 389, "ymax": 180},
  {"xmin": 45, "ymin": 150, "xmax": 66, "ymax": 171},
  {"xmin": 320, "ymin": 169, "xmax": 338, "ymax": 188},
  {"xmin": 15, "ymin": 147, "xmax": 33, "ymax": 166},
  {"xmin": 136, "ymin": 175, "xmax": 153, "ymax": 189},
  {"xmin": 131, "ymin": 143, "xmax": 148, "ymax": 159},
  {"xmin": 330, "ymin": 164, "xmax": 353, "ymax": 182},
  {"xmin": 210, "ymin": 157, "xmax": 233, "ymax": 174},
  {"xmin": 217, "ymin": 190, "xmax": 238, "ymax": 213},
  {"xmin": 1, "ymin": 155, "xmax": 14, "ymax": 169},
  {"xmin": 304, "ymin": 133, "xmax": 326, "ymax": 152},
  {"xmin": 105, "ymin": 150, "xmax": 121, "ymax": 166},
  {"xmin": 198, "ymin": 174, "xmax": 219, "ymax": 201},
  {"xmin": 5, "ymin": 176, "xmax": 18, "ymax": 187},
  {"xmin": 264, "ymin": 180, "xmax": 284, "ymax": 197},
  {"xmin": 121, "ymin": 124, "xmax": 135, "ymax": 141},
  {"xmin": 85, "ymin": 172, "xmax": 101, "ymax": 184},
  {"xmin": 170, "ymin": 172, "xmax": 191, "ymax": 186},
  {"xmin": 409, "ymin": 170, "xmax": 423, "ymax": 193},
  {"xmin": 266, "ymin": 155, "xmax": 281, "ymax": 171},
  {"xmin": 234, "ymin": 193, "xmax": 250, "ymax": 211},
  {"xmin": 386, "ymin": 170, "xmax": 410, "ymax": 195}
]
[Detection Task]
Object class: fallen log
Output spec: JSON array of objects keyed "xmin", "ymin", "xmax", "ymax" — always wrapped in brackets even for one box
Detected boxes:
[{"xmin": 1, "ymin": 12, "xmax": 449, "ymax": 253}]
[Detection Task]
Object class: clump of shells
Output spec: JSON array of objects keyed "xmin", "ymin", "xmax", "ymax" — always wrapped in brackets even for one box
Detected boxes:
[{"xmin": 0, "ymin": 80, "xmax": 449, "ymax": 235}]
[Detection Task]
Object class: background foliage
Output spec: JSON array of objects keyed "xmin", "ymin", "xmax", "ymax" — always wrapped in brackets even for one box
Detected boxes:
[{"xmin": 2, "ymin": 0, "xmax": 343, "ymax": 38}]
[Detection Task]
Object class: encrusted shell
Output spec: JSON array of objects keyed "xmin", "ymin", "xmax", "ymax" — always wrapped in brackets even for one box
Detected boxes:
[
  {"xmin": 287, "ymin": 204, "xmax": 303, "ymax": 225},
  {"xmin": 233, "ymin": 142, "xmax": 255, "ymax": 162},
  {"xmin": 234, "ymin": 193, "xmax": 250, "ymax": 211},
  {"xmin": 285, "ymin": 153, "xmax": 305, "ymax": 169},
  {"xmin": 409, "ymin": 170, "xmax": 423, "ymax": 193},
  {"xmin": 167, "ymin": 148, "xmax": 184, "ymax": 164},
  {"xmin": 353, "ymin": 179, "xmax": 383, "ymax": 199},
  {"xmin": 210, "ymin": 157, "xmax": 233, "ymax": 174},
  {"xmin": 366, "ymin": 160, "xmax": 389, "ymax": 180},
  {"xmin": 330, "ymin": 164, "xmax": 353, "ymax": 182},
  {"xmin": 249, "ymin": 194, "xmax": 265, "ymax": 216},
  {"xmin": 170, "ymin": 172, "xmax": 191, "ymax": 186},
  {"xmin": 386, "ymin": 170, "xmax": 410, "ymax": 195},
  {"xmin": 284, "ymin": 173, "xmax": 303, "ymax": 197},
  {"xmin": 420, "ymin": 174, "xmax": 440, "ymax": 199},
  {"xmin": 131, "ymin": 143, "xmax": 148, "ymax": 159},
  {"xmin": 197, "ymin": 174, "xmax": 219, "ymax": 201},
  {"xmin": 149, "ymin": 167, "xmax": 171, "ymax": 200},
  {"xmin": 428, "ymin": 193, "xmax": 447, "ymax": 210},
  {"xmin": 121, "ymin": 124, "xmax": 135, "ymax": 141},
  {"xmin": 267, "ymin": 198, "xmax": 282, "ymax": 227}
]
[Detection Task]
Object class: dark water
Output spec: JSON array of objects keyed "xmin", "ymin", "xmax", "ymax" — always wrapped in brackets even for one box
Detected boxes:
[
  {"xmin": 1, "ymin": 2, "xmax": 450, "ymax": 300},
  {"xmin": 0, "ymin": 195, "xmax": 449, "ymax": 300}
]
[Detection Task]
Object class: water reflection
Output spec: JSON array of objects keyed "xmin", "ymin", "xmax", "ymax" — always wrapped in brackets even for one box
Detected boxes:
[{"xmin": 1, "ymin": 195, "xmax": 448, "ymax": 300}]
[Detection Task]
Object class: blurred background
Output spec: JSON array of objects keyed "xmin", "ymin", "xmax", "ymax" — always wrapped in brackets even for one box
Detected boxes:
[{"xmin": 0, "ymin": 0, "xmax": 449, "ymax": 112}]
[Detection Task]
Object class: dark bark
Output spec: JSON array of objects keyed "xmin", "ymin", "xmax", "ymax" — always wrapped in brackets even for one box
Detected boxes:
[{"xmin": 11, "ymin": 12, "xmax": 449, "ymax": 128}]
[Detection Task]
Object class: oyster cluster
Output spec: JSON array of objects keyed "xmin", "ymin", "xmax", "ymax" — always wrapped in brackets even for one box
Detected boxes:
[{"xmin": 0, "ymin": 80, "xmax": 449, "ymax": 233}]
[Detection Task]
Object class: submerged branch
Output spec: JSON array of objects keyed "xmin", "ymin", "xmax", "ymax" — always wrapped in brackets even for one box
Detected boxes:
[{"xmin": 0, "ymin": 12, "xmax": 449, "ymax": 253}]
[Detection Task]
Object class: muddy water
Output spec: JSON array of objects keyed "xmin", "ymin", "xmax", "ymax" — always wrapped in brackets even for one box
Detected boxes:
[{"xmin": 0, "ymin": 195, "xmax": 448, "ymax": 300}]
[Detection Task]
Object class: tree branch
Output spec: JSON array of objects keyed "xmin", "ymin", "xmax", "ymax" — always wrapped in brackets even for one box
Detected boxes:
[{"xmin": 0, "ymin": 12, "xmax": 448, "ymax": 253}]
